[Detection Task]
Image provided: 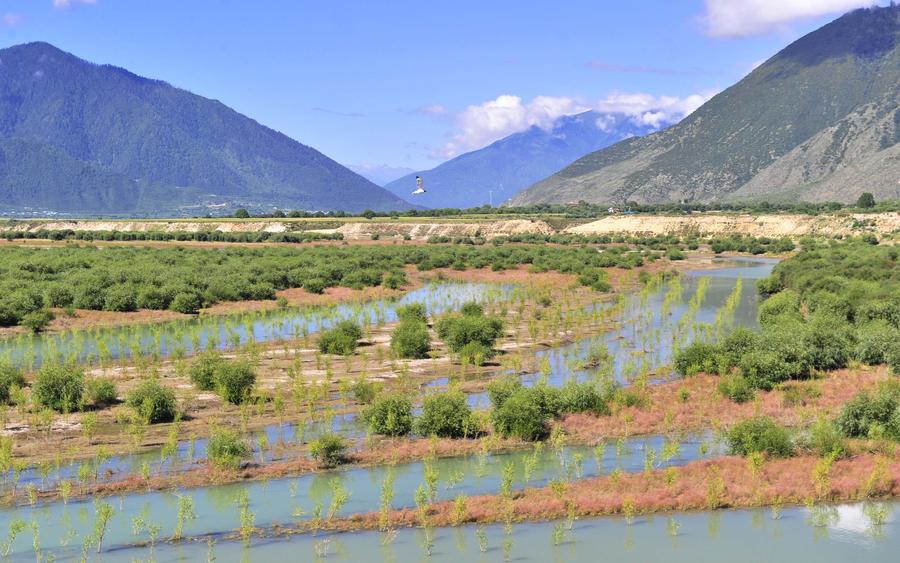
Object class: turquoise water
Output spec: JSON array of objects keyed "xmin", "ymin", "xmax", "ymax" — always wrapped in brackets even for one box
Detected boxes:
[{"xmin": 0, "ymin": 282, "xmax": 513, "ymax": 369}]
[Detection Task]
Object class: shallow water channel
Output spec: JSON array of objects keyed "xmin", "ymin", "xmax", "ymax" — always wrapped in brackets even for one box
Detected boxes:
[{"xmin": 0, "ymin": 256, "xmax": 794, "ymax": 561}]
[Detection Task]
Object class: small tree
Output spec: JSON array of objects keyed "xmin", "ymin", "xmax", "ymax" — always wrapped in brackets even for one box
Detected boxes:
[
  {"xmin": 856, "ymin": 192, "xmax": 875, "ymax": 209},
  {"xmin": 33, "ymin": 364, "xmax": 84, "ymax": 412},
  {"xmin": 207, "ymin": 428, "xmax": 250, "ymax": 469},
  {"xmin": 126, "ymin": 380, "xmax": 177, "ymax": 423},
  {"xmin": 188, "ymin": 352, "xmax": 226, "ymax": 391},
  {"xmin": 215, "ymin": 362, "xmax": 256, "ymax": 405},
  {"xmin": 362, "ymin": 394, "xmax": 413, "ymax": 436},
  {"xmin": 0, "ymin": 363, "xmax": 25, "ymax": 404},
  {"xmin": 414, "ymin": 391, "xmax": 474, "ymax": 438},
  {"xmin": 390, "ymin": 321, "xmax": 430, "ymax": 359},
  {"xmin": 309, "ymin": 433, "xmax": 348, "ymax": 467},
  {"xmin": 319, "ymin": 320, "xmax": 363, "ymax": 355},
  {"xmin": 234, "ymin": 208, "xmax": 251, "ymax": 219}
]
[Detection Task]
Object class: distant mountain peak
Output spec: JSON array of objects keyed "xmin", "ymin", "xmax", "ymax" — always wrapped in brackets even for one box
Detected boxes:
[
  {"xmin": 511, "ymin": 4, "xmax": 900, "ymax": 206},
  {"xmin": 0, "ymin": 41, "xmax": 413, "ymax": 215},
  {"xmin": 384, "ymin": 109, "xmax": 669, "ymax": 209}
]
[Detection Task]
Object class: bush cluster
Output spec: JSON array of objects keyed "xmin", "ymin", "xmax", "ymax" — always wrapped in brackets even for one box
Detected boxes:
[
  {"xmin": 362, "ymin": 394, "xmax": 413, "ymax": 436},
  {"xmin": 188, "ymin": 353, "xmax": 256, "ymax": 404},
  {"xmin": 33, "ymin": 364, "xmax": 84, "ymax": 412},
  {"xmin": 726, "ymin": 416, "xmax": 794, "ymax": 457},
  {"xmin": 488, "ymin": 378, "xmax": 610, "ymax": 441},
  {"xmin": 413, "ymin": 391, "xmax": 476, "ymax": 438},
  {"xmin": 836, "ymin": 381, "xmax": 900, "ymax": 440},
  {"xmin": 435, "ymin": 302, "xmax": 504, "ymax": 365},
  {"xmin": 207, "ymin": 428, "xmax": 251, "ymax": 469},
  {"xmin": 319, "ymin": 320, "xmax": 363, "ymax": 356},
  {"xmin": 126, "ymin": 379, "xmax": 178, "ymax": 423},
  {"xmin": 391, "ymin": 306, "xmax": 431, "ymax": 359}
]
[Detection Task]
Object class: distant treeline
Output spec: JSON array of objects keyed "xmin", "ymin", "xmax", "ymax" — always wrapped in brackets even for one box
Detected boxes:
[
  {"xmin": 236, "ymin": 196, "xmax": 899, "ymax": 220},
  {"xmin": 2, "ymin": 229, "xmax": 343, "ymax": 243},
  {"xmin": 0, "ymin": 241, "xmax": 678, "ymax": 328},
  {"xmin": 427, "ymin": 232, "xmax": 797, "ymax": 254}
]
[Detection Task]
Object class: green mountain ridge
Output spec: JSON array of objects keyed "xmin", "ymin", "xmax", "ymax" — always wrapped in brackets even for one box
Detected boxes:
[
  {"xmin": 510, "ymin": 5, "xmax": 900, "ymax": 206},
  {"xmin": 0, "ymin": 42, "xmax": 413, "ymax": 215}
]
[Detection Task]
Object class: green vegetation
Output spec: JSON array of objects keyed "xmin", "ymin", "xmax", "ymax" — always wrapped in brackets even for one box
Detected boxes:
[
  {"xmin": 214, "ymin": 362, "xmax": 256, "ymax": 405},
  {"xmin": 188, "ymin": 353, "xmax": 256, "ymax": 404},
  {"xmin": 413, "ymin": 391, "xmax": 475, "ymax": 438},
  {"xmin": 32, "ymin": 364, "xmax": 83, "ymax": 413},
  {"xmin": 126, "ymin": 379, "xmax": 177, "ymax": 423},
  {"xmin": 362, "ymin": 394, "xmax": 413, "ymax": 437},
  {"xmin": 390, "ymin": 315, "xmax": 431, "ymax": 359},
  {"xmin": 726, "ymin": 417, "xmax": 794, "ymax": 458},
  {"xmin": 207, "ymin": 428, "xmax": 251, "ymax": 470},
  {"xmin": 677, "ymin": 242, "xmax": 899, "ymax": 401},
  {"xmin": 435, "ymin": 302, "xmax": 504, "ymax": 365},
  {"xmin": 0, "ymin": 363, "xmax": 25, "ymax": 404},
  {"xmin": 836, "ymin": 381, "xmax": 900, "ymax": 440},
  {"xmin": 319, "ymin": 321, "xmax": 363, "ymax": 356},
  {"xmin": 488, "ymin": 378, "xmax": 610, "ymax": 441},
  {"xmin": 309, "ymin": 433, "xmax": 349, "ymax": 467},
  {"xmin": 85, "ymin": 378, "xmax": 117, "ymax": 406}
]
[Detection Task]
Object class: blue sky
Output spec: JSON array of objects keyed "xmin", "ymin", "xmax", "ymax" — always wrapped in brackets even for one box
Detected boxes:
[{"xmin": 0, "ymin": 0, "xmax": 885, "ymax": 179}]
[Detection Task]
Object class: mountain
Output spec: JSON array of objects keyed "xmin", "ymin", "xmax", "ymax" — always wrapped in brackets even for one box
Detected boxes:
[
  {"xmin": 384, "ymin": 111, "xmax": 661, "ymax": 209},
  {"xmin": 348, "ymin": 163, "xmax": 416, "ymax": 186},
  {"xmin": 0, "ymin": 42, "xmax": 413, "ymax": 215},
  {"xmin": 511, "ymin": 5, "xmax": 900, "ymax": 206}
]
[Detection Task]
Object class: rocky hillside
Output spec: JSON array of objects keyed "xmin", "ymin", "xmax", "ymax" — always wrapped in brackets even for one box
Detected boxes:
[{"xmin": 511, "ymin": 5, "xmax": 900, "ymax": 206}]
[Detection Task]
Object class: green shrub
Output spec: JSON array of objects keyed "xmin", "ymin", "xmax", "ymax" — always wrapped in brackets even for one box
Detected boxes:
[
  {"xmin": 460, "ymin": 301, "xmax": 484, "ymax": 317},
  {"xmin": 726, "ymin": 416, "xmax": 793, "ymax": 457},
  {"xmin": 487, "ymin": 377, "xmax": 523, "ymax": 410},
  {"xmin": 21, "ymin": 309, "xmax": 54, "ymax": 333},
  {"xmin": 303, "ymin": 278, "xmax": 327, "ymax": 294},
  {"xmin": 86, "ymin": 378, "xmax": 118, "ymax": 406},
  {"xmin": 0, "ymin": 362, "xmax": 25, "ymax": 404},
  {"xmin": 188, "ymin": 352, "xmax": 226, "ymax": 391},
  {"xmin": 666, "ymin": 248, "xmax": 685, "ymax": 261},
  {"xmin": 801, "ymin": 314, "xmax": 853, "ymax": 371},
  {"xmin": 362, "ymin": 394, "xmax": 413, "ymax": 436},
  {"xmin": 309, "ymin": 433, "xmax": 348, "ymax": 467},
  {"xmin": 755, "ymin": 275, "xmax": 783, "ymax": 296},
  {"xmin": 103, "ymin": 286, "xmax": 138, "ymax": 312},
  {"xmin": 33, "ymin": 364, "xmax": 84, "ymax": 412},
  {"xmin": 720, "ymin": 328, "xmax": 760, "ymax": 366},
  {"xmin": 395, "ymin": 303, "xmax": 427, "ymax": 323},
  {"xmin": 717, "ymin": 375, "xmax": 756, "ymax": 403},
  {"xmin": 673, "ymin": 342, "xmax": 723, "ymax": 376},
  {"xmin": 351, "ymin": 380, "xmax": 379, "ymax": 404},
  {"xmin": 835, "ymin": 382, "xmax": 900, "ymax": 439},
  {"xmin": 319, "ymin": 320, "xmax": 363, "ymax": 355},
  {"xmin": 854, "ymin": 320, "xmax": 899, "ymax": 365},
  {"xmin": 207, "ymin": 428, "xmax": 251, "ymax": 469},
  {"xmin": 557, "ymin": 381, "xmax": 610, "ymax": 416},
  {"xmin": 170, "ymin": 292, "xmax": 202, "ymax": 314},
  {"xmin": 738, "ymin": 350, "xmax": 803, "ymax": 391},
  {"xmin": 215, "ymin": 362, "xmax": 256, "ymax": 405},
  {"xmin": 758, "ymin": 290, "xmax": 802, "ymax": 327},
  {"xmin": 390, "ymin": 321, "xmax": 430, "ymax": 359},
  {"xmin": 414, "ymin": 391, "xmax": 474, "ymax": 438},
  {"xmin": 491, "ymin": 388, "xmax": 550, "ymax": 441},
  {"xmin": 126, "ymin": 379, "xmax": 177, "ymax": 423},
  {"xmin": 435, "ymin": 313, "xmax": 503, "ymax": 359},
  {"xmin": 806, "ymin": 418, "xmax": 848, "ymax": 458}
]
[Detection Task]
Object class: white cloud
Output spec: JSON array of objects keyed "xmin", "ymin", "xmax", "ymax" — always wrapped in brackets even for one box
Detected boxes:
[
  {"xmin": 435, "ymin": 91, "xmax": 715, "ymax": 159},
  {"xmin": 2, "ymin": 13, "xmax": 22, "ymax": 27},
  {"xmin": 416, "ymin": 104, "xmax": 447, "ymax": 115},
  {"xmin": 53, "ymin": 0, "xmax": 97, "ymax": 9},
  {"xmin": 436, "ymin": 95, "xmax": 584, "ymax": 158},
  {"xmin": 703, "ymin": 0, "xmax": 875, "ymax": 37}
]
